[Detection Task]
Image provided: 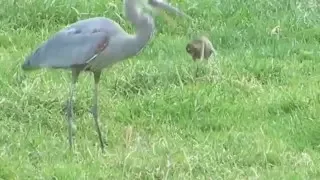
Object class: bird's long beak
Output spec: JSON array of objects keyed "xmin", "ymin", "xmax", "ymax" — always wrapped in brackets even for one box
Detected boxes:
[{"xmin": 148, "ymin": 0, "xmax": 192, "ymax": 20}]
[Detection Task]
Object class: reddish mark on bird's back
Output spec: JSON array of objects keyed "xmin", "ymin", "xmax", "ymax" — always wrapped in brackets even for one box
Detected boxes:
[
  {"xmin": 96, "ymin": 37, "xmax": 109, "ymax": 53},
  {"xmin": 90, "ymin": 28, "xmax": 109, "ymax": 53}
]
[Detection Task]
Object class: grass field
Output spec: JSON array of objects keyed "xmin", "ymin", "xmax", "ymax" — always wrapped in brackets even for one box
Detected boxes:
[{"xmin": 1, "ymin": 0, "xmax": 320, "ymax": 179}]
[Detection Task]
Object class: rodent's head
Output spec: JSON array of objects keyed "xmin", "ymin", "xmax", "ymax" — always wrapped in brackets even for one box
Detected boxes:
[
  {"xmin": 186, "ymin": 40, "xmax": 203, "ymax": 54},
  {"xmin": 186, "ymin": 43, "xmax": 194, "ymax": 54}
]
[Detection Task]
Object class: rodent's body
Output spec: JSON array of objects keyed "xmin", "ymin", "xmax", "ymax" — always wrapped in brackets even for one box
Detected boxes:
[{"xmin": 186, "ymin": 36, "xmax": 216, "ymax": 61}]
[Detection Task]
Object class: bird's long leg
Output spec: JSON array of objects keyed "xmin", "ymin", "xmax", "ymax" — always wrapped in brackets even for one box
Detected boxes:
[
  {"xmin": 92, "ymin": 71, "xmax": 106, "ymax": 152},
  {"xmin": 67, "ymin": 69, "xmax": 80, "ymax": 150}
]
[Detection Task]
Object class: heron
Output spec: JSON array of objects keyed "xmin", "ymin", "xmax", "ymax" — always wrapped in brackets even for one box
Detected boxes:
[{"xmin": 21, "ymin": 0, "xmax": 191, "ymax": 152}]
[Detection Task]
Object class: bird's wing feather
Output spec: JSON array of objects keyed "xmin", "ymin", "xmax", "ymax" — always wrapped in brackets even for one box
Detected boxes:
[{"xmin": 22, "ymin": 18, "xmax": 123, "ymax": 70}]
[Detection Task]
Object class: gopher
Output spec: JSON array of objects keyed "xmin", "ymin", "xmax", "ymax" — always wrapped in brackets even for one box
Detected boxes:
[{"xmin": 186, "ymin": 36, "xmax": 216, "ymax": 61}]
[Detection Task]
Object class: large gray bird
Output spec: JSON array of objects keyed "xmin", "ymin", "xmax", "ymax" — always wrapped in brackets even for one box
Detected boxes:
[{"xmin": 21, "ymin": 0, "xmax": 190, "ymax": 152}]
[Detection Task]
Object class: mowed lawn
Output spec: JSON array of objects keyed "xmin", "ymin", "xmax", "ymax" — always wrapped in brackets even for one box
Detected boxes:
[{"xmin": 0, "ymin": 0, "xmax": 320, "ymax": 179}]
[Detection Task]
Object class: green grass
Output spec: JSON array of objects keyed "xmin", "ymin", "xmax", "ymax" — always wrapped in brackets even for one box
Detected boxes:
[{"xmin": 1, "ymin": 0, "xmax": 320, "ymax": 179}]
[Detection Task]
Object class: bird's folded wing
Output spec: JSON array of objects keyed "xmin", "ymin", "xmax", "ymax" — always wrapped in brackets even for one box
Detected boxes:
[{"xmin": 23, "ymin": 28, "xmax": 110, "ymax": 69}]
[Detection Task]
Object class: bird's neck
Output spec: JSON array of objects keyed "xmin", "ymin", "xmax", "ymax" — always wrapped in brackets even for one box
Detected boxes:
[
  {"xmin": 123, "ymin": 0, "xmax": 155, "ymax": 57},
  {"xmin": 123, "ymin": 16, "xmax": 155, "ymax": 58},
  {"xmin": 133, "ymin": 19, "xmax": 155, "ymax": 55}
]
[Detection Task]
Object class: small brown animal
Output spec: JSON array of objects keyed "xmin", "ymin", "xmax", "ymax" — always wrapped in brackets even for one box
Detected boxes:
[{"xmin": 186, "ymin": 36, "xmax": 216, "ymax": 61}]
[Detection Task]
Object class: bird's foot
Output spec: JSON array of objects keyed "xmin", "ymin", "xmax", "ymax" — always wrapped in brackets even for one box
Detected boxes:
[{"xmin": 90, "ymin": 106, "xmax": 108, "ymax": 151}]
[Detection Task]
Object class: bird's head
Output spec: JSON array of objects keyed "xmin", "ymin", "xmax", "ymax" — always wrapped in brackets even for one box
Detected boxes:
[{"xmin": 142, "ymin": 0, "xmax": 192, "ymax": 20}]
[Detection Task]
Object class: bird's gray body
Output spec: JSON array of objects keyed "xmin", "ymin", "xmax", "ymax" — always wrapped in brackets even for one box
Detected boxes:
[{"xmin": 23, "ymin": 17, "xmax": 147, "ymax": 71}]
